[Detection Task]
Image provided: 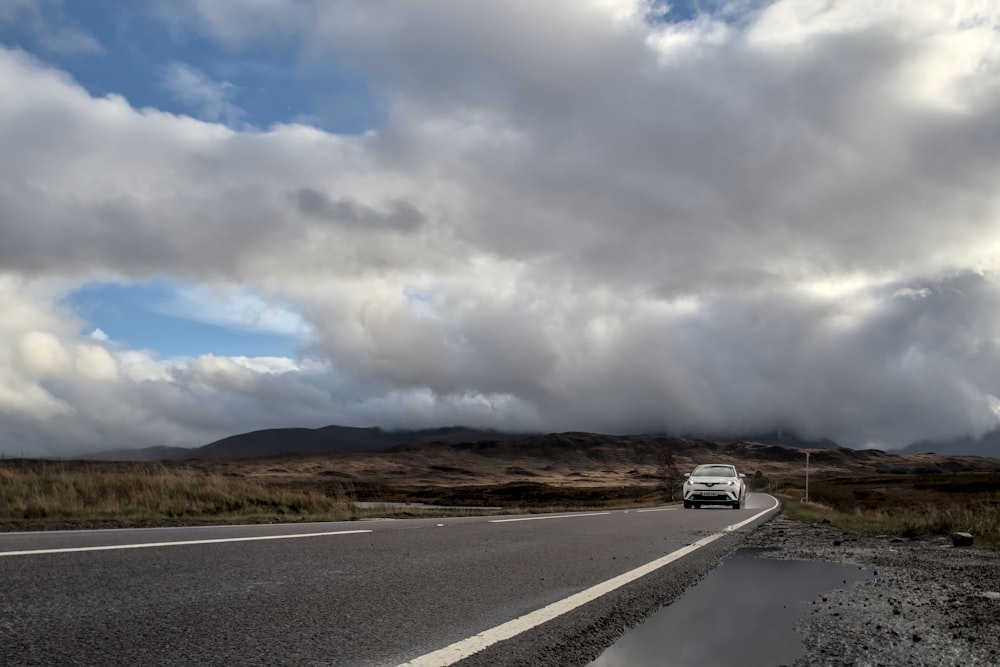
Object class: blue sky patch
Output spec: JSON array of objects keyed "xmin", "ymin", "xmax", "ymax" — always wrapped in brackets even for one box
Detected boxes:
[
  {"xmin": 648, "ymin": 0, "xmax": 772, "ymax": 25},
  {"xmin": 66, "ymin": 280, "xmax": 309, "ymax": 359},
  {"xmin": 0, "ymin": 1, "xmax": 384, "ymax": 133}
]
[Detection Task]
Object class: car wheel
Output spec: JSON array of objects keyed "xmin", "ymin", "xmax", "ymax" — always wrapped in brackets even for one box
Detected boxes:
[
  {"xmin": 683, "ymin": 501, "xmax": 692, "ymax": 509},
  {"xmin": 732, "ymin": 500, "xmax": 741, "ymax": 509}
]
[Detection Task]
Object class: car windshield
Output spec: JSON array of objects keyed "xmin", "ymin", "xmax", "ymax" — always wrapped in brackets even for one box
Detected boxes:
[{"xmin": 692, "ymin": 465, "xmax": 735, "ymax": 478}]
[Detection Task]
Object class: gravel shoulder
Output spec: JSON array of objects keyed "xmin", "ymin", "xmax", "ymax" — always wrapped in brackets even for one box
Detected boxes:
[{"xmin": 743, "ymin": 515, "xmax": 1000, "ymax": 667}]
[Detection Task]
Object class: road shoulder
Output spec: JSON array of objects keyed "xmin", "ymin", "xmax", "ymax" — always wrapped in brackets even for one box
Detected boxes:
[{"xmin": 743, "ymin": 515, "xmax": 1000, "ymax": 667}]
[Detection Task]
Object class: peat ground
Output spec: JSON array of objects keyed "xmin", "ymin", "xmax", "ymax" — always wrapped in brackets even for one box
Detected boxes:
[{"xmin": 1, "ymin": 436, "xmax": 998, "ymax": 533}]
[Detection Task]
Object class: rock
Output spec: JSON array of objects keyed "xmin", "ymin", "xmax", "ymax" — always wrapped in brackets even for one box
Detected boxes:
[{"xmin": 952, "ymin": 532, "xmax": 974, "ymax": 547}]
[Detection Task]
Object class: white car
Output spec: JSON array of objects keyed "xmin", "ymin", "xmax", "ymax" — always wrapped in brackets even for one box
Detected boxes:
[{"xmin": 682, "ymin": 464, "xmax": 747, "ymax": 509}]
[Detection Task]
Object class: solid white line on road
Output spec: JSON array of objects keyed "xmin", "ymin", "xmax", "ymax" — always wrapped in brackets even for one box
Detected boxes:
[
  {"xmin": 488, "ymin": 512, "xmax": 611, "ymax": 523},
  {"xmin": 0, "ymin": 529, "xmax": 373, "ymax": 557},
  {"xmin": 400, "ymin": 495, "xmax": 780, "ymax": 667},
  {"xmin": 725, "ymin": 502, "xmax": 778, "ymax": 532}
]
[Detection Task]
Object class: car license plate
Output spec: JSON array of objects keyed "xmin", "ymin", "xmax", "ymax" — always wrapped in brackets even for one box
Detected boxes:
[{"xmin": 701, "ymin": 491, "xmax": 720, "ymax": 496}]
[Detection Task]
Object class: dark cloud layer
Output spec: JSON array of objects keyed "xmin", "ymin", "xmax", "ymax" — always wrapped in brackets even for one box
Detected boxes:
[{"xmin": 294, "ymin": 188, "xmax": 425, "ymax": 233}]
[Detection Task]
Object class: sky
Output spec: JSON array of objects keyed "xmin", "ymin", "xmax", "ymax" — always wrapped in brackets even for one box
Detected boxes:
[{"xmin": 2, "ymin": 0, "xmax": 1000, "ymax": 458}]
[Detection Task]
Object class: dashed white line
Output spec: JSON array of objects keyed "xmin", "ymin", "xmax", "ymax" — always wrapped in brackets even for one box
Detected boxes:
[
  {"xmin": 0, "ymin": 529, "xmax": 373, "ymax": 557},
  {"xmin": 488, "ymin": 512, "xmax": 611, "ymax": 523},
  {"xmin": 635, "ymin": 507, "xmax": 680, "ymax": 513},
  {"xmin": 401, "ymin": 495, "xmax": 780, "ymax": 667}
]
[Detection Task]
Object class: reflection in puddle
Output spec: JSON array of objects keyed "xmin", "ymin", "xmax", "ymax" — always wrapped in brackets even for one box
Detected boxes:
[{"xmin": 589, "ymin": 548, "xmax": 872, "ymax": 667}]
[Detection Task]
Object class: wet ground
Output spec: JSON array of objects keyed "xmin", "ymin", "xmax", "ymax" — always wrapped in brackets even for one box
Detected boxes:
[
  {"xmin": 743, "ymin": 516, "xmax": 1000, "ymax": 666},
  {"xmin": 588, "ymin": 547, "xmax": 872, "ymax": 667}
]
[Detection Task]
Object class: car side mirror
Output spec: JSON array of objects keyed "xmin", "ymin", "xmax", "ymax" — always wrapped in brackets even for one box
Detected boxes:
[
  {"xmin": 683, "ymin": 473, "xmax": 690, "ymax": 478},
  {"xmin": 739, "ymin": 473, "xmax": 746, "ymax": 478}
]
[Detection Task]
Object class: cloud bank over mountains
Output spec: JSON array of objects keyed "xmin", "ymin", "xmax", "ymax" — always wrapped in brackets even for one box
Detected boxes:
[{"xmin": 2, "ymin": 0, "xmax": 1000, "ymax": 456}]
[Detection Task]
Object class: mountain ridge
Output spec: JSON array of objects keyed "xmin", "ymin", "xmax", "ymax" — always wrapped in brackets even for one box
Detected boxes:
[
  {"xmin": 76, "ymin": 424, "xmax": 1000, "ymax": 462},
  {"xmin": 899, "ymin": 429, "xmax": 1000, "ymax": 458},
  {"xmin": 64, "ymin": 431, "xmax": 1000, "ymax": 493},
  {"xmin": 78, "ymin": 425, "xmax": 533, "ymax": 461}
]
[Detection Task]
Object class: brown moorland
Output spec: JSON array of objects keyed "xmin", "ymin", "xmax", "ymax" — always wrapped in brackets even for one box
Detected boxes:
[{"xmin": 2, "ymin": 433, "xmax": 998, "ymax": 529}]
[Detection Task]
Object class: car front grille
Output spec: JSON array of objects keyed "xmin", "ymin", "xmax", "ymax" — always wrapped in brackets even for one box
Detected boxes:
[{"xmin": 689, "ymin": 491, "xmax": 735, "ymax": 501}]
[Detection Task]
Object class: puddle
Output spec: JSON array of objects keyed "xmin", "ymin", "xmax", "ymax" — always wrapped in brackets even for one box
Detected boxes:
[{"xmin": 588, "ymin": 548, "xmax": 872, "ymax": 667}]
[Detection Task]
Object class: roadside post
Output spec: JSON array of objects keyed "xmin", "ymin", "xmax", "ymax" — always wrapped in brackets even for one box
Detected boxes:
[{"xmin": 804, "ymin": 451, "xmax": 810, "ymax": 502}]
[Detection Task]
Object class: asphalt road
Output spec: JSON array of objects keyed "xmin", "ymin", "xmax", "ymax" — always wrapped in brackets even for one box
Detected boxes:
[{"xmin": 0, "ymin": 494, "xmax": 778, "ymax": 666}]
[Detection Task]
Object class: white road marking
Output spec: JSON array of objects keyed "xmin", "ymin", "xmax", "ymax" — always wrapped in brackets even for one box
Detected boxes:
[
  {"xmin": 635, "ymin": 507, "xmax": 680, "ymax": 513},
  {"xmin": 401, "ymin": 495, "xmax": 780, "ymax": 667},
  {"xmin": 0, "ymin": 520, "xmax": 362, "ymax": 536},
  {"xmin": 488, "ymin": 512, "xmax": 611, "ymax": 523},
  {"xmin": 725, "ymin": 502, "xmax": 777, "ymax": 532},
  {"xmin": 0, "ymin": 529, "xmax": 373, "ymax": 557}
]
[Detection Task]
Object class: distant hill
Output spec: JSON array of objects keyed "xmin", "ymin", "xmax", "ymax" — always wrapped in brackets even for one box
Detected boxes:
[
  {"xmin": 194, "ymin": 425, "xmax": 533, "ymax": 459},
  {"xmin": 900, "ymin": 429, "xmax": 1000, "ymax": 458},
  {"xmin": 395, "ymin": 433, "xmax": 996, "ymax": 477},
  {"xmin": 79, "ymin": 426, "xmax": 533, "ymax": 461},
  {"xmin": 79, "ymin": 424, "xmax": 1000, "ymax": 463},
  {"xmin": 65, "ymin": 430, "xmax": 999, "ymax": 482},
  {"xmin": 712, "ymin": 430, "xmax": 843, "ymax": 450}
]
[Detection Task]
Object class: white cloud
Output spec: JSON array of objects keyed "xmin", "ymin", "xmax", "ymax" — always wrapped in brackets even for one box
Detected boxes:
[
  {"xmin": 17, "ymin": 330, "xmax": 71, "ymax": 378},
  {"xmin": 0, "ymin": 0, "xmax": 104, "ymax": 56},
  {"xmin": 35, "ymin": 23, "xmax": 104, "ymax": 56},
  {"xmin": 152, "ymin": 283, "xmax": 313, "ymax": 338},
  {"xmin": 73, "ymin": 344, "xmax": 118, "ymax": 381},
  {"xmin": 2, "ymin": 1, "xmax": 1000, "ymax": 456},
  {"xmin": 162, "ymin": 62, "xmax": 245, "ymax": 125}
]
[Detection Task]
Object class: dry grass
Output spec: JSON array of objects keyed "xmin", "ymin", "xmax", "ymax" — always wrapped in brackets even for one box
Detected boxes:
[
  {"xmin": 0, "ymin": 461, "xmax": 662, "ymax": 528},
  {"xmin": 3, "ymin": 456, "xmax": 998, "ymax": 534},
  {"xmin": 0, "ymin": 463, "xmax": 358, "ymax": 526},
  {"xmin": 779, "ymin": 472, "xmax": 1000, "ymax": 548}
]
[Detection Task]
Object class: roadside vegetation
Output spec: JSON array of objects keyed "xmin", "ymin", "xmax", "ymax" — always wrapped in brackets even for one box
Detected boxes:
[
  {"xmin": 0, "ymin": 461, "xmax": 665, "ymax": 528},
  {"xmin": 4, "ymin": 459, "xmax": 997, "ymax": 540},
  {"xmin": 0, "ymin": 463, "xmax": 361, "ymax": 526},
  {"xmin": 778, "ymin": 471, "xmax": 1000, "ymax": 548}
]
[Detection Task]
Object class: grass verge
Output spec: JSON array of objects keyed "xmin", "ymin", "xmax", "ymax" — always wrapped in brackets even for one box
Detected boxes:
[
  {"xmin": 778, "ymin": 471, "xmax": 1000, "ymax": 548},
  {"xmin": 0, "ymin": 462, "xmax": 673, "ymax": 528},
  {"xmin": 0, "ymin": 463, "xmax": 358, "ymax": 526}
]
